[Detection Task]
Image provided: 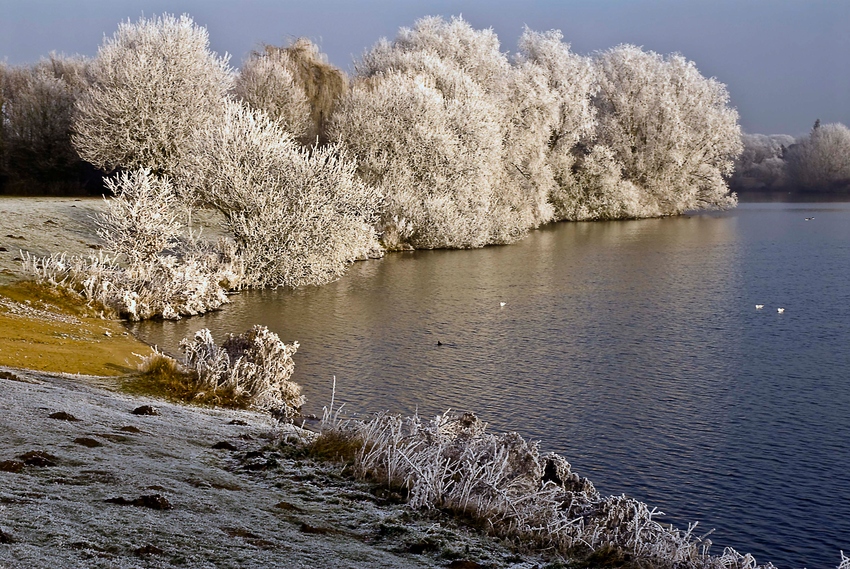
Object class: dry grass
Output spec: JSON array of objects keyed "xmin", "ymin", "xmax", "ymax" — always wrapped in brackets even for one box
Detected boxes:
[
  {"xmin": 0, "ymin": 280, "xmax": 149, "ymax": 376},
  {"xmin": 308, "ymin": 409, "xmax": 783, "ymax": 569},
  {"xmin": 123, "ymin": 350, "xmax": 252, "ymax": 408}
]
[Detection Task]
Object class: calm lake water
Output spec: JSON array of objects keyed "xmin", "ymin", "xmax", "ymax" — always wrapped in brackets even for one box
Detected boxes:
[{"xmin": 133, "ymin": 202, "xmax": 850, "ymax": 568}]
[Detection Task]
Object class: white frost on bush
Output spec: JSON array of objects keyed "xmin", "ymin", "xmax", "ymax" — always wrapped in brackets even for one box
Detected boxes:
[
  {"xmin": 184, "ymin": 99, "xmax": 381, "ymax": 287},
  {"xmin": 180, "ymin": 325, "xmax": 304, "ymax": 417}
]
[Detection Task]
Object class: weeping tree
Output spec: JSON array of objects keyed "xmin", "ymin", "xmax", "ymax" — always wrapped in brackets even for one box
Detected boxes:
[{"xmin": 235, "ymin": 38, "xmax": 347, "ymax": 146}]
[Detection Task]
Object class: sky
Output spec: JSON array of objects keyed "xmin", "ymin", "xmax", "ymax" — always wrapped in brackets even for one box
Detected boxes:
[{"xmin": 1, "ymin": 0, "xmax": 848, "ymax": 137}]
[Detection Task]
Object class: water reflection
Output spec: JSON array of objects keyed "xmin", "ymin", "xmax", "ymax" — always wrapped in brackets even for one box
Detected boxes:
[{"xmin": 132, "ymin": 204, "xmax": 850, "ymax": 568}]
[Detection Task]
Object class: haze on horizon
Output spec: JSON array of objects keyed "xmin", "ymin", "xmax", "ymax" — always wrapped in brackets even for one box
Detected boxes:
[{"xmin": 1, "ymin": 0, "xmax": 848, "ymax": 136}]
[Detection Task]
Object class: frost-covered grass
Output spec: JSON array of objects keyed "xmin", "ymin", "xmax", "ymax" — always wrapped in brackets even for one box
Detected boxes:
[
  {"xmin": 309, "ymin": 408, "xmax": 826, "ymax": 569},
  {"xmin": 0, "ymin": 368, "xmax": 556, "ymax": 569},
  {"xmin": 180, "ymin": 325, "xmax": 304, "ymax": 418}
]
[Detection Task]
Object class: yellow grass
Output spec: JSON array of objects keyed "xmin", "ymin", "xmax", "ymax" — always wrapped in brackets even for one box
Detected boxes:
[{"xmin": 0, "ymin": 280, "xmax": 148, "ymax": 376}]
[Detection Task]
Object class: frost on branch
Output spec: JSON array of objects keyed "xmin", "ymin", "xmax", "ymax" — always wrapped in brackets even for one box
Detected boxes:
[
  {"xmin": 592, "ymin": 45, "xmax": 742, "ymax": 215},
  {"xmin": 180, "ymin": 326, "xmax": 303, "ymax": 417},
  {"xmin": 72, "ymin": 13, "xmax": 232, "ymax": 178},
  {"xmin": 185, "ymin": 100, "xmax": 381, "ymax": 288}
]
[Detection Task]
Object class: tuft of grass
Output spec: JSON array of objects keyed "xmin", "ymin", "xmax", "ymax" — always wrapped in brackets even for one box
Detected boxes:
[
  {"xmin": 123, "ymin": 350, "xmax": 251, "ymax": 408},
  {"xmin": 307, "ymin": 429, "xmax": 363, "ymax": 464}
]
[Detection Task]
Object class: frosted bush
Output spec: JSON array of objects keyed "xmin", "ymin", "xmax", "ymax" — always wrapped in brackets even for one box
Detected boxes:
[
  {"xmin": 180, "ymin": 325, "xmax": 303, "ymax": 417},
  {"xmin": 73, "ymin": 13, "xmax": 232, "ymax": 177},
  {"xmin": 23, "ymin": 169, "xmax": 239, "ymax": 320},
  {"xmin": 184, "ymin": 99, "xmax": 381, "ymax": 287}
]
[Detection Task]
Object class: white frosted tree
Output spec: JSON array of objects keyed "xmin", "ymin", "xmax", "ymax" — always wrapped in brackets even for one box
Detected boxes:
[
  {"xmin": 331, "ymin": 56, "xmax": 505, "ymax": 249},
  {"xmin": 730, "ymin": 133, "xmax": 794, "ymax": 191},
  {"xmin": 336, "ymin": 16, "xmax": 571, "ymax": 248},
  {"xmin": 184, "ymin": 100, "xmax": 381, "ymax": 287},
  {"xmin": 592, "ymin": 45, "xmax": 742, "ymax": 215},
  {"xmin": 785, "ymin": 122, "xmax": 850, "ymax": 192},
  {"xmin": 515, "ymin": 28, "xmax": 597, "ymax": 221},
  {"xmin": 72, "ymin": 14, "xmax": 232, "ymax": 177}
]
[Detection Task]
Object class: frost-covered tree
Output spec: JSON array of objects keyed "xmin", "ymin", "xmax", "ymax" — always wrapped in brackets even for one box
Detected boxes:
[
  {"xmin": 331, "ymin": 57, "xmax": 505, "ymax": 249},
  {"xmin": 72, "ymin": 14, "xmax": 232, "ymax": 177},
  {"xmin": 335, "ymin": 16, "xmax": 566, "ymax": 248},
  {"xmin": 785, "ymin": 121, "xmax": 850, "ymax": 192},
  {"xmin": 185, "ymin": 100, "xmax": 381, "ymax": 287},
  {"xmin": 592, "ymin": 45, "xmax": 742, "ymax": 215},
  {"xmin": 235, "ymin": 39, "xmax": 346, "ymax": 145},
  {"xmin": 234, "ymin": 47, "xmax": 312, "ymax": 139},
  {"xmin": 729, "ymin": 133, "xmax": 794, "ymax": 191},
  {"xmin": 515, "ymin": 28, "xmax": 597, "ymax": 220}
]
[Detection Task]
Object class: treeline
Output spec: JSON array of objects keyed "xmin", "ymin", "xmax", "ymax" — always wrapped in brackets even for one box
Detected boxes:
[
  {"xmin": 21, "ymin": 14, "xmax": 743, "ymax": 319},
  {"xmin": 731, "ymin": 120, "xmax": 850, "ymax": 193}
]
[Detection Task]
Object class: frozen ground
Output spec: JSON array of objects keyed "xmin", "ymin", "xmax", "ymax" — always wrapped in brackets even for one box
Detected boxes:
[{"xmin": 0, "ymin": 368, "xmax": 549, "ymax": 569}]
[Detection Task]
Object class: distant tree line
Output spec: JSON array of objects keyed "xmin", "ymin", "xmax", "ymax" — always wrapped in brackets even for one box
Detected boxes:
[
  {"xmin": 21, "ymin": 14, "xmax": 744, "ymax": 319},
  {"xmin": 730, "ymin": 120, "xmax": 850, "ymax": 193}
]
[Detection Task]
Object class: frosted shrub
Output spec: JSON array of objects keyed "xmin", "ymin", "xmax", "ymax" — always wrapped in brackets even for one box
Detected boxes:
[
  {"xmin": 23, "ymin": 169, "xmax": 239, "ymax": 320},
  {"xmin": 180, "ymin": 326, "xmax": 303, "ymax": 417},
  {"xmin": 592, "ymin": 45, "xmax": 742, "ymax": 215},
  {"xmin": 315, "ymin": 410, "xmax": 784, "ymax": 569},
  {"xmin": 185, "ymin": 100, "xmax": 380, "ymax": 288},
  {"xmin": 73, "ymin": 13, "xmax": 232, "ymax": 177}
]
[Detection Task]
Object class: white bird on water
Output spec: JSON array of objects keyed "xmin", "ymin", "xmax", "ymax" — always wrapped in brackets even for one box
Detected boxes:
[
  {"xmin": 500, "ymin": 302, "xmax": 507, "ymax": 307},
  {"xmin": 755, "ymin": 304, "xmax": 764, "ymax": 309},
  {"xmin": 777, "ymin": 307, "xmax": 785, "ymax": 313}
]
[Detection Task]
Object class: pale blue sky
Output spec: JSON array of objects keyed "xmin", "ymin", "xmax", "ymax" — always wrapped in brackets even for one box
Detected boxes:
[{"xmin": 2, "ymin": 0, "xmax": 848, "ymax": 136}]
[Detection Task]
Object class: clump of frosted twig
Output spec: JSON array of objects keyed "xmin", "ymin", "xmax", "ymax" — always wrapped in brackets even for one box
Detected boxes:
[
  {"xmin": 315, "ymin": 410, "xmax": 783, "ymax": 569},
  {"xmin": 180, "ymin": 325, "xmax": 303, "ymax": 418},
  {"xmin": 22, "ymin": 168, "xmax": 242, "ymax": 320}
]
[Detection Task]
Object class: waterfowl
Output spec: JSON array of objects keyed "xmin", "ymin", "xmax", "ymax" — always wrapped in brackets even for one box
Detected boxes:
[
  {"xmin": 500, "ymin": 302, "xmax": 507, "ymax": 307},
  {"xmin": 777, "ymin": 307, "xmax": 785, "ymax": 313},
  {"xmin": 755, "ymin": 304, "xmax": 764, "ymax": 309}
]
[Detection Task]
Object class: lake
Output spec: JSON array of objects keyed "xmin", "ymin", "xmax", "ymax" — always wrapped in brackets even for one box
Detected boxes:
[{"xmin": 132, "ymin": 202, "xmax": 850, "ymax": 569}]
